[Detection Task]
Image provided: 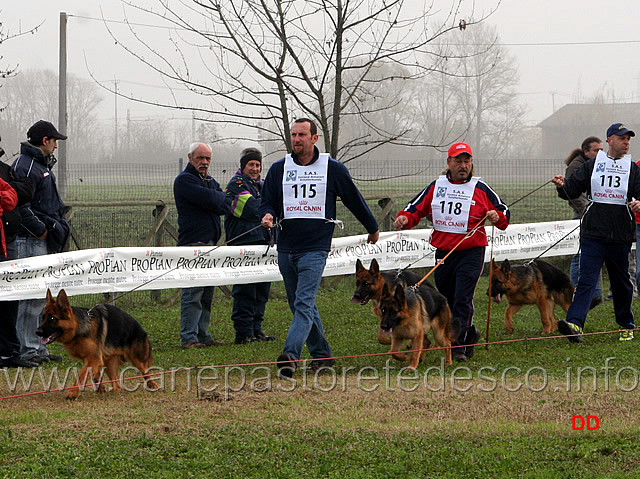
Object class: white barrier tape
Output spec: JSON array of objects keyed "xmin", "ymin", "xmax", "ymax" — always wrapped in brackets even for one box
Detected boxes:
[{"xmin": 0, "ymin": 220, "xmax": 580, "ymax": 300}]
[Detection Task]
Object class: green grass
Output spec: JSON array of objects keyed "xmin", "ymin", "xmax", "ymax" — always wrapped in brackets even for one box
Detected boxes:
[{"xmin": 2, "ymin": 275, "xmax": 640, "ymax": 477}]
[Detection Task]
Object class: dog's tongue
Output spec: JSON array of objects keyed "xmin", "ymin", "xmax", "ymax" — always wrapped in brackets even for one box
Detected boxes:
[
  {"xmin": 351, "ymin": 296, "xmax": 361, "ymax": 304},
  {"xmin": 41, "ymin": 335, "xmax": 56, "ymax": 345},
  {"xmin": 383, "ymin": 328, "xmax": 392, "ymax": 336},
  {"xmin": 493, "ymin": 294, "xmax": 502, "ymax": 304}
]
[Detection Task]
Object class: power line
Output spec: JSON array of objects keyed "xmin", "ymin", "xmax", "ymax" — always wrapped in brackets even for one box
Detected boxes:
[
  {"xmin": 68, "ymin": 14, "xmax": 640, "ymax": 48},
  {"xmin": 68, "ymin": 14, "xmax": 178, "ymax": 31}
]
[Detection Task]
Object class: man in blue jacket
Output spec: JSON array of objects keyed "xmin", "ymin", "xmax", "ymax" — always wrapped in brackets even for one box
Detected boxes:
[
  {"xmin": 12, "ymin": 120, "xmax": 69, "ymax": 364},
  {"xmin": 174, "ymin": 142, "xmax": 231, "ymax": 349},
  {"xmin": 553, "ymin": 123, "xmax": 640, "ymax": 343},
  {"xmin": 224, "ymin": 147, "xmax": 275, "ymax": 345},
  {"xmin": 260, "ymin": 118, "xmax": 379, "ymax": 378}
]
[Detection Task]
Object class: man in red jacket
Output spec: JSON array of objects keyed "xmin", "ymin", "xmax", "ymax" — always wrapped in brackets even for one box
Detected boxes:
[{"xmin": 394, "ymin": 142, "xmax": 510, "ymax": 362}]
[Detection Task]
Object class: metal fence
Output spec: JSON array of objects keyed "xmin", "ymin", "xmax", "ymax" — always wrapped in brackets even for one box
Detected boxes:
[
  {"xmin": 61, "ymin": 158, "xmax": 574, "ymax": 306},
  {"xmin": 63, "ymin": 157, "xmax": 572, "ymax": 242}
]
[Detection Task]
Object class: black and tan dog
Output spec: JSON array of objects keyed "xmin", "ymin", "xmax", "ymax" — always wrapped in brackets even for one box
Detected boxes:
[
  {"xmin": 378, "ymin": 283, "xmax": 455, "ymax": 367},
  {"xmin": 352, "ymin": 258, "xmax": 437, "ymax": 345},
  {"xmin": 488, "ymin": 259, "xmax": 574, "ymax": 334},
  {"xmin": 36, "ymin": 289, "xmax": 159, "ymax": 400}
]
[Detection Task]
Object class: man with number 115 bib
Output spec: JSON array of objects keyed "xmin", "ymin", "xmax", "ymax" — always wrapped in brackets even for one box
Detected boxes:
[{"xmin": 260, "ymin": 118, "xmax": 379, "ymax": 378}]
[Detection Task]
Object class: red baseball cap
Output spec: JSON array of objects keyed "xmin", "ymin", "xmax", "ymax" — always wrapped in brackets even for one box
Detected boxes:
[{"xmin": 448, "ymin": 142, "xmax": 472, "ymax": 158}]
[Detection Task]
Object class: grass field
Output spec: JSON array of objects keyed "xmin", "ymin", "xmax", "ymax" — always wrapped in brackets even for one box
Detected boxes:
[{"xmin": 1, "ymin": 274, "xmax": 640, "ymax": 478}]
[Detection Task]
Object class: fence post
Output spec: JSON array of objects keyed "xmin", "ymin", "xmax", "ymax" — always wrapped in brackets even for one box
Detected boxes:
[
  {"xmin": 150, "ymin": 204, "xmax": 166, "ymax": 303},
  {"xmin": 377, "ymin": 197, "xmax": 395, "ymax": 231}
]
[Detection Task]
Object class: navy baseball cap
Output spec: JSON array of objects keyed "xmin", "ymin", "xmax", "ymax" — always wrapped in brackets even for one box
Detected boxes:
[
  {"xmin": 606, "ymin": 123, "xmax": 635, "ymax": 138},
  {"xmin": 27, "ymin": 120, "xmax": 68, "ymax": 144}
]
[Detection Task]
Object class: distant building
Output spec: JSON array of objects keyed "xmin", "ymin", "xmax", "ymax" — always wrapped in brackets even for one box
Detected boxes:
[{"xmin": 537, "ymin": 103, "xmax": 640, "ymax": 159}]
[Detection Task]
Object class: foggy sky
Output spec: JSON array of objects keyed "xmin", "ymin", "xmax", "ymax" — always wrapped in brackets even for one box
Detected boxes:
[{"xmin": 1, "ymin": 0, "xmax": 639, "ymax": 128}]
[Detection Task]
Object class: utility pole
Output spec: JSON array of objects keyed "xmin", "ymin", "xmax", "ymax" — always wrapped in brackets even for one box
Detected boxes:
[
  {"xmin": 58, "ymin": 12, "xmax": 68, "ymax": 197},
  {"xmin": 114, "ymin": 78, "xmax": 119, "ymax": 160},
  {"xmin": 191, "ymin": 111, "xmax": 196, "ymax": 142}
]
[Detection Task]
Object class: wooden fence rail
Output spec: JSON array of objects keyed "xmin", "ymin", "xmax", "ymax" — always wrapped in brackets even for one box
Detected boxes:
[{"xmin": 64, "ymin": 196, "xmax": 401, "ymax": 303}]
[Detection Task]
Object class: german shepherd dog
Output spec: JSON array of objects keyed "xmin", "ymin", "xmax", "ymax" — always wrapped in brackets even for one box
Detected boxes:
[
  {"xmin": 352, "ymin": 258, "xmax": 437, "ymax": 345},
  {"xmin": 36, "ymin": 289, "xmax": 159, "ymax": 400},
  {"xmin": 488, "ymin": 259, "xmax": 574, "ymax": 334},
  {"xmin": 378, "ymin": 283, "xmax": 456, "ymax": 367}
]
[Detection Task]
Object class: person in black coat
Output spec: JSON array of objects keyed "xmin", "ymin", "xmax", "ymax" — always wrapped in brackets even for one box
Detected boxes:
[
  {"xmin": 224, "ymin": 148, "xmax": 275, "ymax": 344},
  {"xmin": 174, "ymin": 142, "xmax": 231, "ymax": 349},
  {"xmin": 0, "ymin": 139, "xmax": 38, "ymax": 368}
]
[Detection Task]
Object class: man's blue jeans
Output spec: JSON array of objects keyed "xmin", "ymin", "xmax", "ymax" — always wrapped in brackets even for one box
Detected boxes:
[
  {"xmin": 15, "ymin": 236, "xmax": 50, "ymax": 360},
  {"xmin": 180, "ymin": 286, "xmax": 215, "ymax": 346},
  {"xmin": 278, "ymin": 251, "xmax": 332, "ymax": 362}
]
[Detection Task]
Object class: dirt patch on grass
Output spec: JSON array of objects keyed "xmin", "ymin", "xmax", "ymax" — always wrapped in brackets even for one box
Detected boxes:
[{"xmin": 1, "ymin": 373, "xmax": 637, "ymax": 438}]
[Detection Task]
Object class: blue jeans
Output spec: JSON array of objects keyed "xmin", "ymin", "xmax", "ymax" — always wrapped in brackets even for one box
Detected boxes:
[
  {"xmin": 180, "ymin": 286, "xmax": 215, "ymax": 345},
  {"xmin": 278, "ymin": 251, "xmax": 331, "ymax": 361},
  {"xmin": 567, "ymin": 238, "xmax": 634, "ymax": 330},
  {"xmin": 570, "ymin": 253, "xmax": 603, "ymax": 299},
  {"xmin": 15, "ymin": 236, "xmax": 50, "ymax": 360}
]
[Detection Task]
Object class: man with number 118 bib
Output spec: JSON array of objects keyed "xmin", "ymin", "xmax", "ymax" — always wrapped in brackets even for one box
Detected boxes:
[{"xmin": 394, "ymin": 142, "xmax": 509, "ymax": 362}]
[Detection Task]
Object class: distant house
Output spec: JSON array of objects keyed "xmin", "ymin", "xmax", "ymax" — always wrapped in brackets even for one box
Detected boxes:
[{"xmin": 537, "ymin": 103, "xmax": 640, "ymax": 160}]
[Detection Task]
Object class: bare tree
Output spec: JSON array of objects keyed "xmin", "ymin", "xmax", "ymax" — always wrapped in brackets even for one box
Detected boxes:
[
  {"xmin": 0, "ymin": 16, "xmax": 41, "ymax": 82},
  {"xmin": 421, "ymin": 22, "xmax": 527, "ymax": 159},
  {"xmin": 0, "ymin": 70, "xmax": 104, "ymax": 162},
  {"xmin": 96, "ymin": 0, "xmax": 500, "ymax": 161}
]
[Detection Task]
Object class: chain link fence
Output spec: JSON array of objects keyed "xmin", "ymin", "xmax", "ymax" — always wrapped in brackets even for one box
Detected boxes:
[{"xmin": 61, "ymin": 158, "xmax": 575, "ymax": 306}]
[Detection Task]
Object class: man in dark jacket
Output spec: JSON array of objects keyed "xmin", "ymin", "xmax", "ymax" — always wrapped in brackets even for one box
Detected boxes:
[
  {"xmin": 12, "ymin": 120, "xmax": 69, "ymax": 364},
  {"xmin": 174, "ymin": 142, "xmax": 231, "ymax": 348},
  {"xmin": 553, "ymin": 123, "xmax": 640, "ymax": 343},
  {"xmin": 260, "ymin": 118, "xmax": 379, "ymax": 378},
  {"xmin": 0, "ymin": 138, "xmax": 36, "ymax": 368},
  {"xmin": 224, "ymin": 147, "xmax": 275, "ymax": 344},
  {"xmin": 563, "ymin": 136, "xmax": 604, "ymax": 308}
]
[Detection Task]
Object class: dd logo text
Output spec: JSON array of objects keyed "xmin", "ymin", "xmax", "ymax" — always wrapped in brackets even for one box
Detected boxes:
[{"xmin": 572, "ymin": 415, "xmax": 599, "ymax": 431}]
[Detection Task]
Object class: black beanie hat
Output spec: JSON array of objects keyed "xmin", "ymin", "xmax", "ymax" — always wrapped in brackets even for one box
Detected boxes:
[{"xmin": 240, "ymin": 148, "xmax": 262, "ymax": 170}]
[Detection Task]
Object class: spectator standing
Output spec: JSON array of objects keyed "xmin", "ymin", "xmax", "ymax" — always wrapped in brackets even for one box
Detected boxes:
[
  {"xmin": 260, "ymin": 118, "xmax": 379, "ymax": 378},
  {"xmin": 635, "ymin": 156, "xmax": 640, "ymax": 297},
  {"xmin": 174, "ymin": 142, "xmax": 231, "ymax": 349},
  {"xmin": 12, "ymin": 120, "xmax": 69, "ymax": 364},
  {"xmin": 0, "ymin": 137, "xmax": 35, "ymax": 368},
  {"xmin": 224, "ymin": 147, "xmax": 275, "ymax": 344},
  {"xmin": 394, "ymin": 142, "xmax": 510, "ymax": 362},
  {"xmin": 553, "ymin": 123, "xmax": 640, "ymax": 342},
  {"xmin": 563, "ymin": 136, "xmax": 604, "ymax": 308}
]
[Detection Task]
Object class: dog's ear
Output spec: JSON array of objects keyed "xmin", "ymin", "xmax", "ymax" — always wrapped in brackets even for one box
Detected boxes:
[
  {"xmin": 355, "ymin": 258, "xmax": 364, "ymax": 273},
  {"xmin": 56, "ymin": 289, "xmax": 71, "ymax": 310},
  {"xmin": 370, "ymin": 258, "xmax": 380, "ymax": 274},
  {"xmin": 46, "ymin": 288, "xmax": 54, "ymax": 303},
  {"xmin": 501, "ymin": 259, "xmax": 511, "ymax": 273},
  {"xmin": 394, "ymin": 284, "xmax": 406, "ymax": 303},
  {"xmin": 381, "ymin": 283, "xmax": 390, "ymax": 297}
]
